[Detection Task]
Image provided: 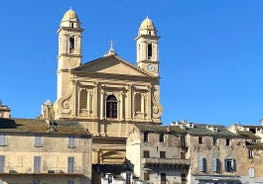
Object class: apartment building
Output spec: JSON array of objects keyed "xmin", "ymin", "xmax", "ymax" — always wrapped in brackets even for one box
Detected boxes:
[
  {"xmin": 126, "ymin": 124, "xmax": 190, "ymax": 184},
  {"xmin": 0, "ymin": 118, "xmax": 92, "ymax": 184}
]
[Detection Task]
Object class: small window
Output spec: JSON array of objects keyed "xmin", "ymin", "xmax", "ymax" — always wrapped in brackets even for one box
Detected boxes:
[
  {"xmin": 225, "ymin": 158, "xmax": 236, "ymax": 172},
  {"xmin": 213, "ymin": 137, "xmax": 219, "ymax": 146},
  {"xmin": 160, "ymin": 173, "xmax": 166, "ymax": 184},
  {"xmin": 147, "ymin": 44, "xmax": 152, "ymax": 59},
  {"xmin": 33, "ymin": 180, "xmax": 41, "ymax": 184},
  {"xmin": 68, "ymin": 136, "xmax": 75, "ymax": 148},
  {"xmin": 181, "ymin": 173, "xmax": 187, "ymax": 183},
  {"xmin": 68, "ymin": 157, "xmax": 74, "ymax": 173},
  {"xmin": 0, "ymin": 135, "xmax": 7, "ymax": 146},
  {"xmin": 143, "ymin": 132, "xmax": 149, "ymax": 142},
  {"xmin": 0, "ymin": 156, "xmax": 5, "ymax": 173},
  {"xmin": 67, "ymin": 180, "xmax": 74, "ymax": 184},
  {"xmin": 226, "ymin": 139, "xmax": 231, "ymax": 146},
  {"xmin": 35, "ymin": 135, "xmax": 42, "ymax": 147},
  {"xmin": 248, "ymin": 149, "xmax": 253, "ymax": 159},
  {"xmin": 159, "ymin": 133, "xmax": 164, "ymax": 142},
  {"xmin": 198, "ymin": 136, "xmax": 203, "ymax": 144},
  {"xmin": 143, "ymin": 151, "xmax": 150, "ymax": 158},
  {"xmin": 144, "ymin": 172, "xmax": 150, "ymax": 181},
  {"xmin": 181, "ymin": 152, "xmax": 186, "ymax": 159},
  {"xmin": 199, "ymin": 157, "xmax": 206, "ymax": 172},
  {"xmin": 106, "ymin": 95, "xmax": 117, "ymax": 118},
  {"xmin": 34, "ymin": 156, "xmax": 41, "ymax": 173},
  {"xmin": 160, "ymin": 151, "xmax": 166, "ymax": 159},
  {"xmin": 69, "ymin": 37, "xmax": 74, "ymax": 53},
  {"xmin": 180, "ymin": 135, "xmax": 186, "ymax": 147},
  {"xmin": 108, "ymin": 174, "xmax": 113, "ymax": 183}
]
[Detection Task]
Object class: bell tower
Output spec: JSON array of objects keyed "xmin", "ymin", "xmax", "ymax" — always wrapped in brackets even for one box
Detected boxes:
[
  {"xmin": 135, "ymin": 17, "xmax": 160, "ymax": 77},
  {"xmin": 57, "ymin": 8, "xmax": 83, "ymax": 99}
]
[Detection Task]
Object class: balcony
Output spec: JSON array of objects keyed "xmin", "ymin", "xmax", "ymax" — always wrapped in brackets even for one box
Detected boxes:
[{"xmin": 142, "ymin": 158, "xmax": 190, "ymax": 170}]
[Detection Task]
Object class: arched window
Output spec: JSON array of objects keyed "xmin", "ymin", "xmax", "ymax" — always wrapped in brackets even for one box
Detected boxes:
[
  {"xmin": 134, "ymin": 93, "xmax": 141, "ymax": 112},
  {"xmin": 80, "ymin": 90, "xmax": 87, "ymax": 109},
  {"xmin": 69, "ymin": 37, "xmax": 75, "ymax": 53},
  {"xmin": 147, "ymin": 43, "xmax": 152, "ymax": 59},
  {"xmin": 106, "ymin": 95, "xmax": 117, "ymax": 118}
]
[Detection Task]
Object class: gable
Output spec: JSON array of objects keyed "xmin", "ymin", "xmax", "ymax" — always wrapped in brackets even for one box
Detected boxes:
[{"xmin": 73, "ymin": 54, "xmax": 152, "ymax": 77}]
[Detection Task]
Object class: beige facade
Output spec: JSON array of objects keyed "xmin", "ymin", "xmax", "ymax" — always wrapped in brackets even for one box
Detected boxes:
[
  {"xmin": 53, "ymin": 9, "xmax": 162, "ymax": 132},
  {"xmin": 170, "ymin": 120, "xmax": 263, "ymax": 184},
  {"xmin": 0, "ymin": 118, "xmax": 92, "ymax": 184},
  {"xmin": 0, "ymin": 101, "xmax": 10, "ymax": 119},
  {"xmin": 126, "ymin": 124, "xmax": 190, "ymax": 184},
  {"xmin": 39, "ymin": 8, "xmax": 163, "ymax": 165}
]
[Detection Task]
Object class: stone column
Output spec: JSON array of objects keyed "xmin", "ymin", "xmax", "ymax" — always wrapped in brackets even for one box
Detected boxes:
[{"xmin": 100, "ymin": 91, "xmax": 104, "ymax": 119}]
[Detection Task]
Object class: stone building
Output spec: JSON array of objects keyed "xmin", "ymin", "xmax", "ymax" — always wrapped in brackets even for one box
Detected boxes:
[
  {"xmin": 0, "ymin": 118, "xmax": 92, "ymax": 184},
  {"xmin": 126, "ymin": 124, "xmax": 190, "ymax": 184},
  {"xmin": 170, "ymin": 120, "xmax": 263, "ymax": 184},
  {"xmin": 0, "ymin": 101, "xmax": 10, "ymax": 119},
  {"xmin": 229, "ymin": 124, "xmax": 263, "ymax": 183},
  {"xmin": 40, "ymin": 8, "xmax": 163, "ymax": 164}
]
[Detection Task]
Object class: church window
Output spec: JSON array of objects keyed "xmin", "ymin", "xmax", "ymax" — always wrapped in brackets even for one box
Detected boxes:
[
  {"xmin": 80, "ymin": 90, "xmax": 87, "ymax": 109},
  {"xmin": 147, "ymin": 43, "xmax": 152, "ymax": 59},
  {"xmin": 106, "ymin": 95, "xmax": 117, "ymax": 118},
  {"xmin": 134, "ymin": 93, "xmax": 142, "ymax": 112},
  {"xmin": 69, "ymin": 37, "xmax": 75, "ymax": 53}
]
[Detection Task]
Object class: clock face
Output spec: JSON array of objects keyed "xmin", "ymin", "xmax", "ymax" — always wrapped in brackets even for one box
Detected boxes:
[{"xmin": 147, "ymin": 64, "xmax": 155, "ymax": 71}]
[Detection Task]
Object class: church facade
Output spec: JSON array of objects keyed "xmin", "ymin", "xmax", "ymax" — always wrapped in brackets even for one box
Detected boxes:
[{"xmin": 40, "ymin": 9, "xmax": 163, "ymax": 164}]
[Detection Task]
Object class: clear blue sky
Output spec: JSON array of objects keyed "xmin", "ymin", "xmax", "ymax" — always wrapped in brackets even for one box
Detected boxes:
[{"xmin": 1, "ymin": 1, "xmax": 263, "ymax": 126}]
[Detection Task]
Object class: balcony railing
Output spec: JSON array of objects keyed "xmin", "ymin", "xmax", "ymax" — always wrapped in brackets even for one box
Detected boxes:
[{"xmin": 142, "ymin": 157, "xmax": 190, "ymax": 166}]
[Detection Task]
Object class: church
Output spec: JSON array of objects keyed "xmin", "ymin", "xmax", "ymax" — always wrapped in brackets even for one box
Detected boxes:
[{"xmin": 40, "ymin": 8, "xmax": 163, "ymax": 164}]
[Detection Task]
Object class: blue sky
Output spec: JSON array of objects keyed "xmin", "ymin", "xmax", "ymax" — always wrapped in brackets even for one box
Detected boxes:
[{"xmin": 1, "ymin": 1, "xmax": 263, "ymax": 126}]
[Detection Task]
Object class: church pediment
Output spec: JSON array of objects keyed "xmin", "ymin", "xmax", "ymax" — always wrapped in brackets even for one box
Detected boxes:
[{"xmin": 72, "ymin": 54, "xmax": 153, "ymax": 77}]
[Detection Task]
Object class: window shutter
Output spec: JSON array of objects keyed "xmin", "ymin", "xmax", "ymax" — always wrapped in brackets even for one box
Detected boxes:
[
  {"xmin": 68, "ymin": 137, "xmax": 75, "ymax": 148},
  {"xmin": 35, "ymin": 135, "xmax": 42, "ymax": 147},
  {"xmin": 224, "ymin": 159, "xmax": 228, "ymax": 172},
  {"xmin": 0, "ymin": 135, "xmax": 6, "ymax": 145},
  {"xmin": 199, "ymin": 157, "xmax": 205, "ymax": 172},
  {"xmin": 248, "ymin": 167, "xmax": 255, "ymax": 178},
  {"xmin": 34, "ymin": 156, "xmax": 41, "ymax": 173},
  {"xmin": 68, "ymin": 157, "xmax": 74, "ymax": 173},
  {"xmin": 212, "ymin": 158, "xmax": 218, "ymax": 172},
  {"xmin": 232, "ymin": 159, "xmax": 236, "ymax": 172},
  {"xmin": 0, "ymin": 156, "xmax": 5, "ymax": 173}
]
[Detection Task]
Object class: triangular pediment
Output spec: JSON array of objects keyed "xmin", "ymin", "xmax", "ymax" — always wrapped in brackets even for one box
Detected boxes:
[{"xmin": 73, "ymin": 54, "xmax": 153, "ymax": 77}]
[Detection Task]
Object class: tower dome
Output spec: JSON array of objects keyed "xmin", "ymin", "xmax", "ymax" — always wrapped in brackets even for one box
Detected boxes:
[
  {"xmin": 62, "ymin": 8, "xmax": 79, "ymax": 21},
  {"xmin": 138, "ymin": 17, "xmax": 157, "ymax": 36},
  {"xmin": 60, "ymin": 8, "xmax": 81, "ymax": 28}
]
